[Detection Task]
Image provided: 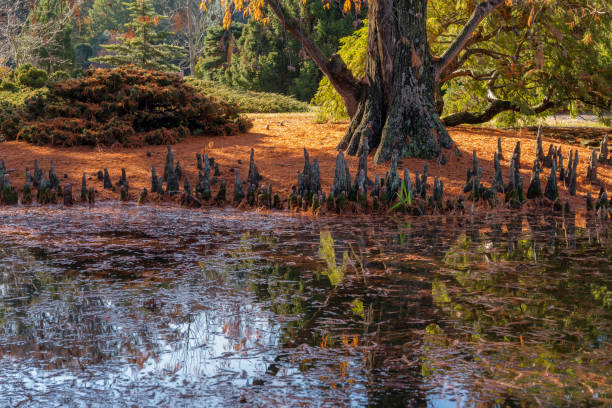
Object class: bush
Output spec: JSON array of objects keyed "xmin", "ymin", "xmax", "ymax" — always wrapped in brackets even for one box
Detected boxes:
[
  {"xmin": 48, "ymin": 70, "xmax": 71, "ymax": 83},
  {"xmin": 15, "ymin": 64, "xmax": 48, "ymax": 89},
  {"xmin": 187, "ymin": 79, "xmax": 309, "ymax": 113},
  {"xmin": 0, "ymin": 80, "xmax": 18, "ymax": 92},
  {"xmin": 1, "ymin": 67, "xmax": 252, "ymax": 147}
]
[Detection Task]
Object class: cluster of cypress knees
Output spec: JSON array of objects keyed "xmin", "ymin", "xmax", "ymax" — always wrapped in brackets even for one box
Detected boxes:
[
  {"xmin": 462, "ymin": 126, "xmax": 610, "ymax": 218},
  {"xmin": 0, "ymin": 159, "xmax": 94, "ymax": 206},
  {"xmin": 0, "ymin": 129, "xmax": 609, "ymax": 217}
]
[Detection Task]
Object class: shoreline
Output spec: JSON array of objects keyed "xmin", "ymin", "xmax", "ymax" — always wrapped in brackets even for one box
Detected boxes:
[{"xmin": 0, "ymin": 113, "xmax": 609, "ymax": 223}]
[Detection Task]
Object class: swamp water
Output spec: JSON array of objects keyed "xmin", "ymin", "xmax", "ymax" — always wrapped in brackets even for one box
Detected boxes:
[{"xmin": 0, "ymin": 203, "xmax": 609, "ymax": 407}]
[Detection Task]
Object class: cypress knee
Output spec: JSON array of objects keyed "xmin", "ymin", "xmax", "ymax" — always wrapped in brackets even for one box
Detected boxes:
[
  {"xmin": 497, "ymin": 137, "xmax": 504, "ymax": 161},
  {"xmin": 526, "ymin": 160, "xmax": 542, "ymax": 199},
  {"xmin": 88, "ymin": 187, "xmax": 95, "ymax": 205},
  {"xmin": 598, "ymin": 134, "xmax": 609, "ymax": 164},
  {"xmin": 535, "ymin": 125, "xmax": 544, "ymax": 162},
  {"xmin": 331, "ymin": 151, "xmax": 349, "ymax": 199},
  {"xmin": 49, "ymin": 161, "xmax": 60, "ymax": 190},
  {"xmin": 215, "ymin": 180, "xmax": 227, "ymax": 203},
  {"xmin": 103, "ymin": 168, "xmax": 112, "ymax": 189},
  {"xmin": 568, "ymin": 151, "xmax": 578, "ymax": 196},
  {"xmin": 164, "ymin": 146, "xmax": 174, "ymax": 182},
  {"xmin": 492, "ymin": 152, "xmax": 504, "ymax": 193},
  {"xmin": 33, "ymin": 160, "xmax": 42, "ymax": 188},
  {"xmin": 81, "ymin": 173, "xmax": 87, "ymax": 201},
  {"xmin": 234, "ymin": 169, "xmax": 245, "ymax": 202},
  {"xmin": 22, "ymin": 182, "xmax": 32, "ymax": 205},
  {"xmin": 175, "ymin": 160, "xmax": 183, "ymax": 181},
  {"xmin": 586, "ymin": 149, "xmax": 599, "ymax": 184},
  {"xmin": 63, "ymin": 183, "xmax": 73, "ymax": 206},
  {"xmin": 120, "ymin": 181, "xmax": 129, "ymax": 201},
  {"xmin": 544, "ymin": 160, "xmax": 559, "ymax": 201}
]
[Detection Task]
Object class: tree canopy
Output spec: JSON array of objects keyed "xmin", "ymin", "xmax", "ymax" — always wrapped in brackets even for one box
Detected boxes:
[{"xmin": 91, "ymin": 0, "xmax": 185, "ymax": 71}]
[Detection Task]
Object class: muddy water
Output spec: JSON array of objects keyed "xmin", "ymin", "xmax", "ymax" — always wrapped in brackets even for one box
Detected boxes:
[{"xmin": 0, "ymin": 203, "xmax": 609, "ymax": 407}]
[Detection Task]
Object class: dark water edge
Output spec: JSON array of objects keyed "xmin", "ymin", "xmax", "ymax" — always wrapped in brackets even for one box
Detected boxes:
[{"xmin": 0, "ymin": 203, "xmax": 610, "ymax": 407}]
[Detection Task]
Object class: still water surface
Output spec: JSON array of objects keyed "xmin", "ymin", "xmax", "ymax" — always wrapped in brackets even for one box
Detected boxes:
[{"xmin": 0, "ymin": 203, "xmax": 610, "ymax": 407}]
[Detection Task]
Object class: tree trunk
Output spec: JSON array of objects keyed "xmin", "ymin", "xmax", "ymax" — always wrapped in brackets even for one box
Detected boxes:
[{"xmin": 337, "ymin": 0, "xmax": 453, "ymax": 164}]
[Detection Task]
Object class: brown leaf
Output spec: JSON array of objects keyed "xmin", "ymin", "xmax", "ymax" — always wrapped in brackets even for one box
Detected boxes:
[{"xmin": 411, "ymin": 44, "xmax": 422, "ymax": 69}]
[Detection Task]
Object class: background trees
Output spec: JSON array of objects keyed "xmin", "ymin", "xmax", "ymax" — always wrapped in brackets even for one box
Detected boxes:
[
  {"xmin": 91, "ymin": 0, "xmax": 185, "ymax": 71},
  {"xmin": 0, "ymin": 0, "xmax": 609, "ymax": 134},
  {"xmin": 0, "ymin": 0, "xmax": 76, "ymax": 72}
]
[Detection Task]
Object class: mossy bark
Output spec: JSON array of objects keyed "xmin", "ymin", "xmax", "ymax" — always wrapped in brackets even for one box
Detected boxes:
[{"xmin": 336, "ymin": 0, "xmax": 453, "ymax": 164}]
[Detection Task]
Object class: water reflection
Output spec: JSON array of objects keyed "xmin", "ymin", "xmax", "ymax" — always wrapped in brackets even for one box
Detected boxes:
[{"xmin": 0, "ymin": 204, "xmax": 609, "ymax": 407}]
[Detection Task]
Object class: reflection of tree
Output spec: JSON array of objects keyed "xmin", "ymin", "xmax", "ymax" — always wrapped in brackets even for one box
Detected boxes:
[
  {"xmin": 0, "ymin": 247, "xmax": 117, "ymax": 370},
  {"xmin": 431, "ymin": 215, "xmax": 612, "ymax": 405}
]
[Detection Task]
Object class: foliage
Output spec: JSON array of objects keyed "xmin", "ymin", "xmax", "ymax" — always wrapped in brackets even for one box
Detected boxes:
[
  {"xmin": 82, "ymin": 0, "xmax": 131, "ymax": 46},
  {"xmin": 436, "ymin": 0, "xmax": 611, "ymax": 126},
  {"xmin": 195, "ymin": 0, "xmax": 363, "ymax": 102},
  {"xmin": 312, "ymin": 21, "xmax": 367, "ymax": 121},
  {"xmin": 29, "ymin": 0, "xmax": 76, "ymax": 73},
  {"xmin": 318, "ymin": 231, "xmax": 348, "ymax": 287},
  {"xmin": 47, "ymin": 70, "xmax": 71, "ymax": 83},
  {"xmin": 194, "ymin": 23, "xmax": 244, "ymax": 83},
  {"xmin": 187, "ymin": 78, "xmax": 309, "ymax": 113},
  {"xmin": 0, "ymin": 0, "xmax": 76, "ymax": 72},
  {"xmin": 14, "ymin": 64, "xmax": 48, "ymax": 88},
  {"xmin": 91, "ymin": 0, "xmax": 185, "ymax": 72},
  {"xmin": 313, "ymin": 2, "xmax": 611, "ymax": 125},
  {"xmin": 388, "ymin": 179, "xmax": 413, "ymax": 212},
  {"xmin": 0, "ymin": 67, "xmax": 251, "ymax": 147}
]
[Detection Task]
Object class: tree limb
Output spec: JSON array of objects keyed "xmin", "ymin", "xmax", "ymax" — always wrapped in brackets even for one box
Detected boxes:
[
  {"xmin": 434, "ymin": 0, "xmax": 506, "ymax": 82},
  {"xmin": 441, "ymin": 98, "xmax": 557, "ymax": 126},
  {"xmin": 264, "ymin": 0, "xmax": 361, "ymax": 117}
]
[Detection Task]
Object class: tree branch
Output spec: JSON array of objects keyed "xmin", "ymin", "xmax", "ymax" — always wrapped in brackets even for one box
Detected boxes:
[
  {"xmin": 264, "ymin": 0, "xmax": 361, "ymax": 117},
  {"xmin": 440, "ymin": 69, "xmax": 496, "ymax": 83},
  {"xmin": 441, "ymin": 98, "xmax": 557, "ymax": 127},
  {"xmin": 434, "ymin": 0, "xmax": 506, "ymax": 82}
]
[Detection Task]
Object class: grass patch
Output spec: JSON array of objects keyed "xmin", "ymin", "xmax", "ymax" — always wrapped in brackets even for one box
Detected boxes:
[
  {"xmin": 0, "ymin": 87, "xmax": 49, "ymax": 106},
  {"xmin": 187, "ymin": 79, "xmax": 310, "ymax": 114}
]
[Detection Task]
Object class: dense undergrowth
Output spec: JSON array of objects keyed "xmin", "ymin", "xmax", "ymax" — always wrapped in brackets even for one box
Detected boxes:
[
  {"xmin": 0, "ymin": 67, "xmax": 252, "ymax": 147},
  {"xmin": 187, "ymin": 79, "xmax": 310, "ymax": 113}
]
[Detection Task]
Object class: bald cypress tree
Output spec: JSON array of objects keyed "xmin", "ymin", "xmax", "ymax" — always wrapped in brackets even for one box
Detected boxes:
[{"xmin": 92, "ymin": 0, "xmax": 184, "ymax": 72}]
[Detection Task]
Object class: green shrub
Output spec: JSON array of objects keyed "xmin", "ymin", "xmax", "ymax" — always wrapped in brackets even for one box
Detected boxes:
[
  {"xmin": 15, "ymin": 64, "xmax": 48, "ymax": 89},
  {"xmin": 187, "ymin": 79, "xmax": 309, "ymax": 113},
  {"xmin": 0, "ymin": 80, "xmax": 18, "ymax": 92},
  {"xmin": 48, "ymin": 70, "xmax": 71, "ymax": 83}
]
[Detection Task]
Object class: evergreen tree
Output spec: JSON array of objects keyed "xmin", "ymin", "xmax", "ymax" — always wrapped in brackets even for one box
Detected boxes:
[
  {"xmin": 28, "ymin": 0, "xmax": 76, "ymax": 73},
  {"xmin": 92, "ymin": 0, "xmax": 184, "ymax": 72}
]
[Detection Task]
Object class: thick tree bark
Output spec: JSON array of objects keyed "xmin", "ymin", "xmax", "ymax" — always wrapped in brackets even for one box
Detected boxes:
[
  {"xmin": 266, "ymin": 0, "xmax": 506, "ymax": 163},
  {"xmin": 337, "ymin": 0, "xmax": 453, "ymax": 163}
]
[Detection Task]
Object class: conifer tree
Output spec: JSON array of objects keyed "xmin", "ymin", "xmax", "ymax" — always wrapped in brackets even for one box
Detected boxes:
[{"xmin": 92, "ymin": 0, "xmax": 184, "ymax": 72}]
